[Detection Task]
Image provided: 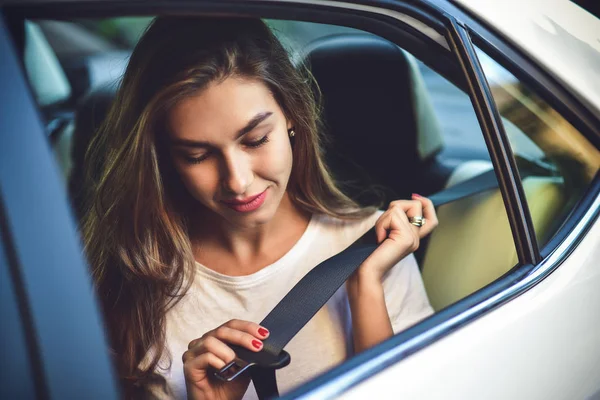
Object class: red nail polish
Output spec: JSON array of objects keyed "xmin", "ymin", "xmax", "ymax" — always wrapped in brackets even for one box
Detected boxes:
[
  {"xmin": 252, "ymin": 340, "xmax": 262, "ymax": 349},
  {"xmin": 258, "ymin": 327, "xmax": 269, "ymax": 337},
  {"xmin": 412, "ymin": 193, "xmax": 422, "ymax": 198}
]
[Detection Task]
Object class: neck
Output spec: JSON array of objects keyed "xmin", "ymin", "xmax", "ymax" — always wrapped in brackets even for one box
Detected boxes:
[{"xmin": 190, "ymin": 193, "xmax": 311, "ymax": 275}]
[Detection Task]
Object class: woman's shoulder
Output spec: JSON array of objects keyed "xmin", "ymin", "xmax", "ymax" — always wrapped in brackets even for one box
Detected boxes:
[{"xmin": 314, "ymin": 209, "xmax": 383, "ymax": 249}]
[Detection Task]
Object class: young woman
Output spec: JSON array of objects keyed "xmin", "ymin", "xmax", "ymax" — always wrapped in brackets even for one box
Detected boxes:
[{"xmin": 80, "ymin": 16, "xmax": 438, "ymax": 400}]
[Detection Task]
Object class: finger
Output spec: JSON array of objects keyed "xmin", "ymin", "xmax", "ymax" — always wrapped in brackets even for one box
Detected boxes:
[
  {"xmin": 398, "ymin": 199, "xmax": 423, "ymax": 219},
  {"xmin": 378, "ymin": 207, "xmax": 418, "ymax": 245},
  {"xmin": 184, "ymin": 351, "xmax": 228, "ymax": 380},
  {"xmin": 390, "ymin": 200, "xmax": 422, "ymax": 237},
  {"xmin": 188, "ymin": 319, "xmax": 268, "ymax": 350},
  {"xmin": 387, "ymin": 207, "xmax": 420, "ymax": 249},
  {"xmin": 189, "ymin": 336, "xmax": 237, "ymax": 363},
  {"xmin": 374, "ymin": 211, "xmax": 393, "ymax": 244},
  {"xmin": 211, "ymin": 325, "xmax": 264, "ymax": 352},
  {"xmin": 366, "ymin": 210, "xmax": 420, "ymax": 271},
  {"xmin": 224, "ymin": 320, "xmax": 270, "ymax": 339},
  {"xmin": 389, "ymin": 199, "xmax": 424, "ymax": 219},
  {"xmin": 411, "ymin": 194, "xmax": 439, "ymax": 237},
  {"xmin": 411, "ymin": 193, "xmax": 435, "ymax": 221},
  {"xmin": 188, "ymin": 338, "xmax": 200, "ymax": 350},
  {"xmin": 375, "ymin": 202, "xmax": 418, "ymax": 243}
]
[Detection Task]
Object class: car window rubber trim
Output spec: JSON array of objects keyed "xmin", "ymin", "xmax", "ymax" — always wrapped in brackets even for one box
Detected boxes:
[
  {"xmin": 444, "ymin": 19, "xmax": 541, "ymax": 265},
  {"xmin": 0, "ymin": 193, "xmax": 48, "ymax": 399},
  {"xmin": 0, "ymin": 14, "xmax": 120, "ymax": 400}
]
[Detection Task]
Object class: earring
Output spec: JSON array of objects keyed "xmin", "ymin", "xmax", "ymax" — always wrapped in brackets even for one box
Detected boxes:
[{"xmin": 288, "ymin": 129, "xmax": 296, "ymax": 138}]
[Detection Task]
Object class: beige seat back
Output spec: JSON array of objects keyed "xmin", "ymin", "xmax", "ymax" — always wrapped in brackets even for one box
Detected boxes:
[{"xmin": 421, "ymin": 162, "xmax": 566, "ymax": 311}]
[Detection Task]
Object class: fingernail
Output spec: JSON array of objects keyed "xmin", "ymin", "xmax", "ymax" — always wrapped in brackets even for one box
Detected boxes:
[
  {"xmin": 258, "ymin": 327, "xmax": 269, "ymax": 337},
  {"xmin": 412, "ymin": 193, "xmax": 422, "ymax": 198},
  {"xmin": 252, "ymin": 340, "xmax": 263, "ymax": 349}
]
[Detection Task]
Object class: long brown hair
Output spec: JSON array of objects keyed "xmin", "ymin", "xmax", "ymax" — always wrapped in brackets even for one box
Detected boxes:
[{"xmin": 80, "ymin": 16, "xmax": 375, "ymax": 397}]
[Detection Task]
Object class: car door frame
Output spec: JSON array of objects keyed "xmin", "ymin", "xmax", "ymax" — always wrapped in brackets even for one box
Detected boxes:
[{"xmin": 0, "ymin": 13, "xmax": 120, "ymax": 400}]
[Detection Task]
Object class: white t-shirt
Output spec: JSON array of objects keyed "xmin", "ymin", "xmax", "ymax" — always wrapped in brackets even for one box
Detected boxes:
[{"xmin": 152, "ymin": 210, "xmax": 433, "ymax": 399}]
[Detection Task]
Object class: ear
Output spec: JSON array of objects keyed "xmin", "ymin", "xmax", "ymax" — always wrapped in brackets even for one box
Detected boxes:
[{"xmin": 286, "ymin": 120, "xmax": 294, "ymax": 130}]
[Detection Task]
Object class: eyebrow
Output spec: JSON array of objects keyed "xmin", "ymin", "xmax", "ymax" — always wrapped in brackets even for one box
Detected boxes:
[{"xmin": 170, "ymin": 111, "xmax": 273, "ymax": 148}]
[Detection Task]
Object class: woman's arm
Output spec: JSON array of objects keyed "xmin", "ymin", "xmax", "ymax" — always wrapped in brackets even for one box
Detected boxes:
[
  {"xmin": 347, "ymin": 269, "xmax": 393, "ymax": 352},
  {"xmin": 347, "ymin": 194, "xmax": 438, "ymax": 352}
]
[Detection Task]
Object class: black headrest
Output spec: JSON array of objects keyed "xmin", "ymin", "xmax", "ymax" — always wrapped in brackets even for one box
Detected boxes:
[
  {"xmin": 303, "ymin": 34, "xmax": 422, "ymax": 204},
  {"xmin": 69, "ymin": 84, "xmax": 117, "ymax": 216}
]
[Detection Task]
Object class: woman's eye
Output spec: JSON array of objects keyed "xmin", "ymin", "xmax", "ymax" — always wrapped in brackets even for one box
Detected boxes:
[
  {"xmin": 185, "ymin": 152, "xmax": 210, "ymax": 164},
  {"xmin": 245, "ymin": 135, "xmax": 269, "ymax": 148}
]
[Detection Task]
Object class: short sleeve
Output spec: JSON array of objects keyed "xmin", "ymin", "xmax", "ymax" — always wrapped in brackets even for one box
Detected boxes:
[{"xmin": 381, "ymin": 253, "xmax": 434, "ymax": 333}]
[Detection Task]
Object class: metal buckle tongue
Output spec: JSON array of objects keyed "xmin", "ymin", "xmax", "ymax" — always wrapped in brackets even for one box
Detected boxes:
[
  {"xmin": 216, "ymin": 357, "xmax": 254, "ymax": 382},
  {"xmin": 214, "ymin": 345, "xmax": 291, "ymax": 382}
]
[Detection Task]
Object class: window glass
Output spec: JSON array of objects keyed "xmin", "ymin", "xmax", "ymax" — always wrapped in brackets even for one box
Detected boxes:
[
  {"xmin": 418, "ymin": 62, "xmax": 489, "ymax": 162},
  {"xmin": 476, "ymin": 47, "xmax": 600, "ymax": 247},
  {"xmin": 72, "ymin": 17, "xmax": 152, "ymax": 48},
  {"xmin": 26, "ymin": 16, "xmax": 517, "ymax": 311}
]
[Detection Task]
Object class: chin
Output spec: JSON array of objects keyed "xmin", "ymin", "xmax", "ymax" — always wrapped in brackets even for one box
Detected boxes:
[{"xmin": 219, "ymin": 201, "xmax": 278, "ymax": 227}]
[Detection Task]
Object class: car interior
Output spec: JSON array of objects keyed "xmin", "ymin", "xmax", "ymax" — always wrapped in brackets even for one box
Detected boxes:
[{"xmin": 14, "ymin": 16, "xmax": 598, "ymax": 315}]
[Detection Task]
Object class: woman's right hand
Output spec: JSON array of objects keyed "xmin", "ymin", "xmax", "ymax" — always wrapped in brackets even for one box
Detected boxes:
[{"xmin": 183, "ymin": 319, "xmax": 270, "ymax": 400}]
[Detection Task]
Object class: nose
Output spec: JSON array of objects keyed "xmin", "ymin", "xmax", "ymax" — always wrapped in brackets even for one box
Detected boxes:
[{"xmin": 221, "ymin": 151, "xmax": 253, "ymax": 195}]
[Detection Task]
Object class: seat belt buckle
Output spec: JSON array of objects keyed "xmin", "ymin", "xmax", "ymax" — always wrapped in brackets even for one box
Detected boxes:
[{"xmin": 214, "ymin": 346, "xmax": 291, "ymax": 382}]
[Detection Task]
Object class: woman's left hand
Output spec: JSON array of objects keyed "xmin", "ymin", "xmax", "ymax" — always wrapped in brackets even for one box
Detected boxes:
[{"xmin": 358, "ymin": 194, "xmax": 438, "ymax": 282}]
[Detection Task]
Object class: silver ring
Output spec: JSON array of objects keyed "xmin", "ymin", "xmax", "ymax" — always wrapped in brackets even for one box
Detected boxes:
[{"xmin": 409, "ymin": 216, "xmax": 426, "ymax": 227}]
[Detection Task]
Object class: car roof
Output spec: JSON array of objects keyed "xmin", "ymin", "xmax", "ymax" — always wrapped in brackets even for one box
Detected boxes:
[
  {"xmin": 4, "ymin": 0, "xmax": 599, "ymax": 114},
  {"xmin": 452, "ymin": 0, "xmax": 600, "ymax": 115}
]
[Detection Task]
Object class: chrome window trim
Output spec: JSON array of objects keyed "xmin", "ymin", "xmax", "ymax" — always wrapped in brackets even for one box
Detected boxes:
[
  {"xmin": 446, "ymin": 21, "xmax": 541, "ymax": 264},
  {"xmin": 261, "ymin": 0, "xmax": 450, "ymax": 50}
]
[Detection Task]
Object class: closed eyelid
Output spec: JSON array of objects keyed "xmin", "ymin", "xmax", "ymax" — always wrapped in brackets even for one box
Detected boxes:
[
  {"xmin": 244, "ymin": 126, "xmax": 272, "ymax": 140},
  {"xmin": 169, "ymin": 119, "xmax": 273, "ymax": 155},
  {"xmin": 169, "ymin": 124, "xmax": 270, "ymax": 150},
  {"xmin": 177, "ymin": 147, "xmax": 208, "ymax": 156}
]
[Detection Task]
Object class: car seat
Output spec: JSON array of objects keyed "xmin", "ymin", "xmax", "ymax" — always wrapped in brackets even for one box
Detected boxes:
[
  {"xmin": 421, "ymin": 159, "xmax": 567, "ymax": 310},
  {"xmin": 301, "ymin": 33, "xmax": 570, "ymax": 312},
  {"xmin": 301, "ymin": 33, "xmax": 448, "ymax": 206},
  {"xmin": 68, "ymin": 84, "xmax": 117, "ymax": 217}
]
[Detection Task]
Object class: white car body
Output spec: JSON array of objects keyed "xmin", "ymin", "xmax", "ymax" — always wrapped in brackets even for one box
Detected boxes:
[{"xmin": 456, "ymin": 0, "xmax": 600, "ymax": 115}]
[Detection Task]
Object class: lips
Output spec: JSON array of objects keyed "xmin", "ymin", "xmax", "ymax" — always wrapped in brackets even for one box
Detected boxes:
[{"xmin": 221, "ymin": 189, "xmax": 268, "ymax": 213}]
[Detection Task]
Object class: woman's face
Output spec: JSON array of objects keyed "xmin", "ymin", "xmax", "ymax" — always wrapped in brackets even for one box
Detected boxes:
[{"xmin": 167, "ymin": 76, "xmax": 294, "ymax": 229}]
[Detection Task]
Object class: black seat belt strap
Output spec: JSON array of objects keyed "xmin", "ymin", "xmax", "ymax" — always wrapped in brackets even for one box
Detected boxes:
[
  {"xmin": 251, "ymin": 367, "xmax": 280, "ymax": 399},
  {"xmin": 216, "ymin": 246, "xmax": 376, "ymax": 398},
  {"xmin": 429, "ymin": 155, "xmax": 549, "ymax": 207},
  {"xmin": 427, "ymin": 168, "xmax": 497, "ymax": 207}
]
